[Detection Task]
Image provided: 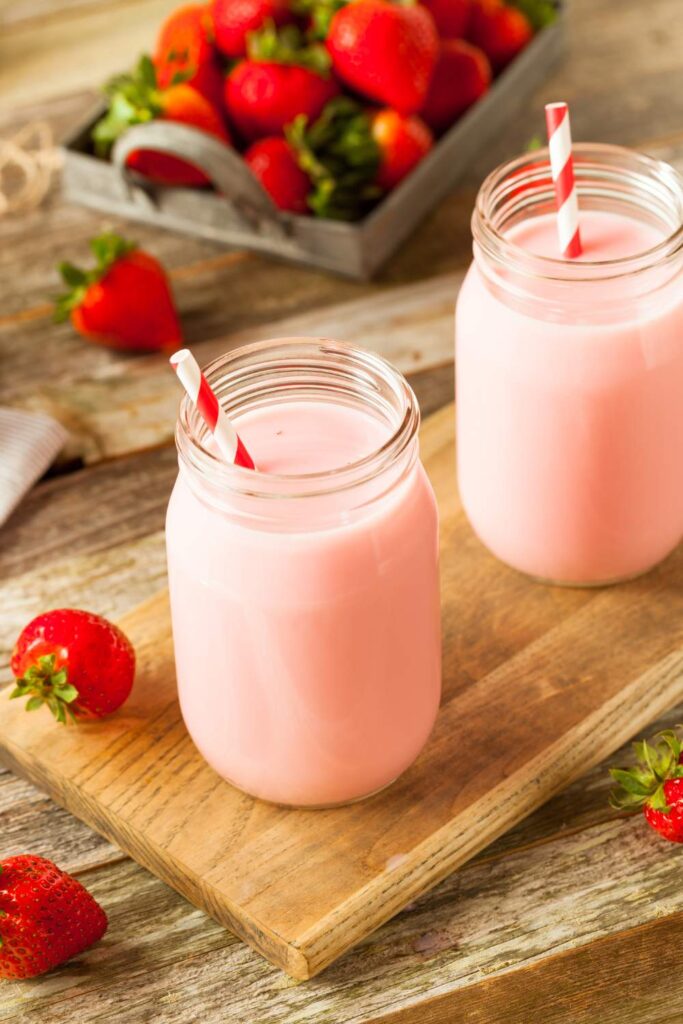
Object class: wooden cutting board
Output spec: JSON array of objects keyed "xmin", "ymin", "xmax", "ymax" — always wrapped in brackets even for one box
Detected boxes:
[{"xmin": 1, "ymin": 402, "xmax": 682, "ymax": 980}]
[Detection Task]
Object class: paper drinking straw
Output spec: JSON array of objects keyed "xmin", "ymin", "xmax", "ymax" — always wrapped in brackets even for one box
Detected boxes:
[
  {"xmin": 545, "ymin": 101, "xmax": 582, "ymax": 258},
  {"xmin": 169, "ymin": 349, "xmax": 256, "ymax": 470}
]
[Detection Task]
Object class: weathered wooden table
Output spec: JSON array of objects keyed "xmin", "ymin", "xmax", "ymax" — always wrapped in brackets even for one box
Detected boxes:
[{"xmin": 1, "ymin": 1, "xmax": 683, "ymax": 1020}]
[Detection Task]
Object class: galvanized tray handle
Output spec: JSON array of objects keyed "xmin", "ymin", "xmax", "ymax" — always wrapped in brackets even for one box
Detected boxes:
[{"xmin": 111, "ymin": 121, "xmax": 286, "ymax": 235}]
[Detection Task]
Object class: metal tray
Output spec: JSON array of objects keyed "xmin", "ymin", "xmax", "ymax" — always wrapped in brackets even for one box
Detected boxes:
[{"xmin": 61, "ymin": 7, "xmax": 565, "ymax": 279}]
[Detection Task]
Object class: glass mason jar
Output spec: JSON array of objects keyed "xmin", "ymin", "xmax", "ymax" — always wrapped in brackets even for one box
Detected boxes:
[
  {"xmin": 166, "ymin": 338, "xmax": 442, "ymax": 808},
  {"xmin": 456, "ymin": 144, "xmax": 683, "ymax": 585}
]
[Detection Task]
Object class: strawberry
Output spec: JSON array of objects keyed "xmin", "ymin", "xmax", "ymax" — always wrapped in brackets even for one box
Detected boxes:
[
  {"xmin": 420, "ymin": 38, "xmax": 491, "ymax": 133},
  {"xmin": 244, "ymin": 137, "xmax": 312, "ymax": 213},
  {"xmin": 54, "ymin": 233, "xmax": 182, "ymax": 353},
  {"xmin": 225, "ymin": 24, "xmax": 340, "ymax": 141},
  {"xmin": 154, "ymin": 4, "xmax": 224, "ymax": 109},
  {"xmin": 610, "ymin": 729, "xmax": 683, "ymax": 843},
  {"xmin": 421, "ymin": 0, "xmax": 472, "ymax": 38},
  {"xmin": 0, "ymin": 855, "xmax": 107, "ymax": 979},
  {"xmin": 10, "ymin": 608, "xmax": 136, "ymax": 723},
  {"xmin": 467, "ymin": 0, "xmax": 532, "ymax": 70},
  {"xmin": 93, "ymin": 55, "xmax": 230, "ymax": 187},
  {"xmin": 326, "ymin": 0, "xmax": 439, "ymax": 115},
  {"xmin": 286, "ymin": 97, "xmax": 381, "ymax": 219},
  {"xmin": 371, "ymin": 108, "xmax": 433, "ymax": 190},
  {"xmin": 212, "ymin": 0, "xmax": 295, "ymax": 57}
]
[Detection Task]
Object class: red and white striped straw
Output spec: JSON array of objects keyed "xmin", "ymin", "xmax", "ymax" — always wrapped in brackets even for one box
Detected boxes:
[
  {"xmin": 169, "ymin": 349, "xmax": 256, "ymax": 470},
  {"xmin": 545, "ymin": 102, "xmax": 582, "ymax": 258}
]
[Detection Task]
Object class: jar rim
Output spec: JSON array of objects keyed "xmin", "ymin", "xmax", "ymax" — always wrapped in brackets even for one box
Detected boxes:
[
  {"xmin": 473, "ymin": 142, "xmax": 683, "ymax": 281},
  {"xmin": 175, "ymin": 337, "xmax": 421, "ymax": 500}
]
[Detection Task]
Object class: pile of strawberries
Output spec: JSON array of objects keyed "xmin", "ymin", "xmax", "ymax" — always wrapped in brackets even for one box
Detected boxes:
[{"xmin": 93, "ymin": 0, "xmax": 553, "ymax": 219}]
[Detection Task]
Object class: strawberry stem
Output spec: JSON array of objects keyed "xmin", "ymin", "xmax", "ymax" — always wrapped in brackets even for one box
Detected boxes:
[
  {"xmin": 609, "ymin": 728, "xmax": 683, "ymax": 814},
  {"xmin": 10, "ymin": 653, "xmax": 79, "ymax": 725},
  {"xmin": 92, "ymin": 54, "xmax": 165, "ymax": 157},
  {"xmin": 287, "ymin": 98, "xmax": 381, "ymax": 220},
  {"xmin": 246, "ymin": 21, "xmax": 332, "ymax": 74},
  {"xmin": 293, "ymin": 0, "xmax": 348, "ymax": 40}
]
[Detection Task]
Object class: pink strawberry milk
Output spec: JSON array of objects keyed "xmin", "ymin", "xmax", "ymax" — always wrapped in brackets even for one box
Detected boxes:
[
  {"xmin": 166, "ymin": 338, "xmax": 441, "ymax": 807},
  {"xmin": 456, "ymin": 144, "xmax": 683, "ymax": 584}
]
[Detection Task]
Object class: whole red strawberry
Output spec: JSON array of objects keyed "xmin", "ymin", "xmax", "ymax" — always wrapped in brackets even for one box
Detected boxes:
[
  {"xmin": 244, "ymin": 137, "xmax": 312, "ymax": 213},
  {"xmin": 225, "ymin": 24, "xmax": 339, "ymax": 141},
  {"xmin": 371, "ymin": 108, "xmax": 433, "ymax": 190},
  {"xmin": 10, "ymin": 608, "xmax": 136, "ymax": 722},
  {"xmin": 610, "ymin": 729, "xmax": 683, "ymax": 843},
  {"xmin": 421, "ymin": 0, "xmax": 471, "ymax": 38},
  {"xmin": 226, "ymin": 61, "xmax": 338, "ymax": 140},
  {"xmin": 93, "ymin": 55, "xmax": 230, "ymax": 187},
  {"xmin": 154, "ymin": 4, "xmax": 224, "ymax": 109},
  {"xmin": 0, "ymin": 855, "xmax": 107, "ymax": 979},
  {"xmin": 212, "ymin": 0, "xmax": 295, "ymax": 57},
  {"xmin": 55, "ymin": 233, "xmax": 182, "ymax": 353},
  {"xmin": 326, "ymin": 0, "xmax": 438, "ymax": 115},
  {"xmin": 467, "ymin": 0, "xmax": 532, "ymax": 70},
  {"xmin": 421, "ymin": 38, "xmax": 491, "ymax": 133}
]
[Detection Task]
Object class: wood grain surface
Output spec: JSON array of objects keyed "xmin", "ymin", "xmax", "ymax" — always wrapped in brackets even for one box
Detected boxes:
[
  {"xmin": 2, "ymin": 404, "xmax": 682, "ymax": 979},
  {"xmin": 2, "ymin": 0, "xmax": 683, "ymax": 1018}
]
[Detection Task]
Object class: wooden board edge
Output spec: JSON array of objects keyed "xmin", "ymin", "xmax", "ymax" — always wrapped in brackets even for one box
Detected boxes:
[
  {"xmin": 295, "ymin": 650, "xmax": 683, "ymax": 977},
  {"xmin": 365, "ymin": 910, "xmax": 683, "ymax": 1024},
  {"xmin": 2, "ymin": 647, "xmax": 681, "ymax": 981},
  {"xmin": 0, "ymin": 739, "xmax": 310, "ymax": 980}
]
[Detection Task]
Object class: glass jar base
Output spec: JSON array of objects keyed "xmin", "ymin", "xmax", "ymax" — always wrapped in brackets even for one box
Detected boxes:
[
  {"xmin": 522, "ymin": 562, "xmax": 661, "ymax": 589},
  {"xmin": 220, "ymin": 773, "xmax": 400, "ymax": 810}
]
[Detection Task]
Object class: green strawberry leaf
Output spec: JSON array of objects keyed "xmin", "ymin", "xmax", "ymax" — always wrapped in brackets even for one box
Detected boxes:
[
  {"xmin": 53, "ymin": 684, "xmax": 78, "ymax": 704},
  {"xmin": 90, "ymin": 232, "xmax": 137, "ymax": 272},
  {"xmin": 139, "ymin": 53, "xmax": 158, "ymax": 89},
  {"xmin": 657, "ymin": 729, "xmax": 681, "ymax": 765},
  {"xmin": 634, "ymin": 739, "xmax": 657, "ymax": 775},
  {"xmin": 58, "ymin": 262, "xmax": 88, "ymax": 289},
  {"xmin": 54, "ymin": 269, "xmax": 88, "ymax": 321},
  {"xmin": 293, "ymin": 0, "xmax": 348, "ymax": 40},
  {"xmin": 9, "ymin": 653, "xmax": 81, "ymax": 726},
  {"xmin": 609, "ymin": 768, "xmax": 652, "ymax": 797},
  {"xmin": 609, "ymin": 788, "xmax": 646, "ymax": 811},
  {"xmin": 287, "ymin": 98, "xmax": 380, "ymax": 221},
  {"xmin": 507, "ymin": 0, "xmax": 557, "ymax": 30},
  {"xmin": 610, "ymin": 726, "xmax": 683, "ymax": 814},
  {"xmin": 92, "ymin": 54, "xmax": 163, "ymax": 157},
  {"xmin": 247, "ymin": 20, "xmax": 332, "ymax": 74},
  {"xmin": 649, "ymin": 783, "xmax": 671, "ymax": 813}
]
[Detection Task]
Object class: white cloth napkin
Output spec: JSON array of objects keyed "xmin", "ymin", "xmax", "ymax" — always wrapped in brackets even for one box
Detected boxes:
[{"xmin": 0, "ymin": 407, "xmax": 68, "ymax": 527}]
